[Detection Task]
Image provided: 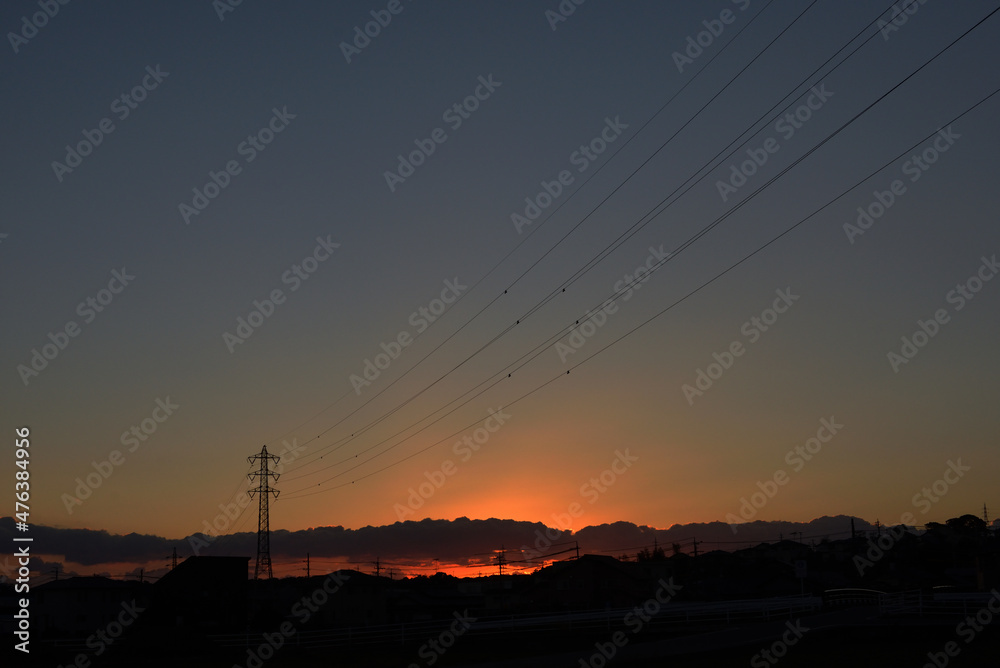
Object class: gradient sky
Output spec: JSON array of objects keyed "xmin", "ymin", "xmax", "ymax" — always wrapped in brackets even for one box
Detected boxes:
[{"xmin": 2, "ymin": 0, "xmax": 999, "ymax": 564}]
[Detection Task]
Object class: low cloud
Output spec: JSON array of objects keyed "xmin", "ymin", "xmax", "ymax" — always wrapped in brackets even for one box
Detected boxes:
[{"xmin": 0, "ymin": 515, "xmax": 873, "ymax": 572}]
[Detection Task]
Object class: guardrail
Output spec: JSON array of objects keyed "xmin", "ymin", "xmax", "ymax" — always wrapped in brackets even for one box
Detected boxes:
[{"xmin": 878, "ymin": 590, "xmax": 997, "ymax": 618}]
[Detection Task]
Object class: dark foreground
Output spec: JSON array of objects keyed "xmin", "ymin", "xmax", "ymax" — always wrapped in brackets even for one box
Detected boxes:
[{"xmin": 13, "ymin": 614, "xmax": 1000, "ymax": 668}]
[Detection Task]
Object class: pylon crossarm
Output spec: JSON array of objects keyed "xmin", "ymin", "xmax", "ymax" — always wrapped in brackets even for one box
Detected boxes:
[{"xmin": 247, "ymin": 445, "xmax": 279, "ymax": 580}]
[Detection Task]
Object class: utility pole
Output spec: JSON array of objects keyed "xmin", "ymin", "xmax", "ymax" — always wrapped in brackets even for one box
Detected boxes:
[
  {"xmin": 692, "ymin": 537, "xmax": 699, "ymax": 558},
  {"xmin": 248, "ymin": 445, "xmax": 280, "ymax": 580},
  {"xmin": 984, "ymin": 503, "xmax": 990, "ymax": 525},
  {"xmin": 172, "ymin": 547, "xmax": 178, "ymax": 570},
  {"xmin": 574, "ymin": 541, "xmax": 579, "ymax": 560},
  {"xmin": 496, "ymin": 546, "xmax": 507, "ymax": 576},
  {"xmin": 305, "ymin": 553, "xmax": 310, "ymax": 578},
  {"xmin": 373, "ymin": 557, "xmax": 381, "ymax": 578}
]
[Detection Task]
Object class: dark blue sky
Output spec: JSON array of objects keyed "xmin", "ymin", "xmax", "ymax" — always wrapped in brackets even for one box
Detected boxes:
[{"xmin": 2, "ymin": 0, "xmax": 998, "ymax": 543}]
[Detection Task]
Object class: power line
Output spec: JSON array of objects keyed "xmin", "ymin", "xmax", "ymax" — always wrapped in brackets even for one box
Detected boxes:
[
  {"xmin": 273, "ymin": 0, "xmax": 785, "ymax": 476},
  {"xmin": 277, "ymin": 0, "xmax": 926, "ymax": 491},
  {"xmin": 203, "ymin": 4, "xmax": 999, "ymax": 517},
  {"xmin": 278, "ymin": 1, "xmax": 1000, "ymax": 496},
  {"xmin": 280, "ymin": 73, "xmax": 1000, "ymax": 500}
]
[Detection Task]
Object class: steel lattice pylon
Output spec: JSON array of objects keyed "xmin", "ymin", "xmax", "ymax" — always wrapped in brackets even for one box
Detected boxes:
[{"xmin": 248, "ymin": 445, "xmax": 280, "ymax": 580}]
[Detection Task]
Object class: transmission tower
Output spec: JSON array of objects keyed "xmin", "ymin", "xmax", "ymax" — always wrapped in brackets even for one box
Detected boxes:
[{"xmin": 248, "ymin": 445, "xmax": 280, "ymax": 580}]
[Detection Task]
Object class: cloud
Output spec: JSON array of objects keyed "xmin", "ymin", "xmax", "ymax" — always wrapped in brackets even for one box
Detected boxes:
[
  {"xmin": 0, "ymin": 518, "xmax": 173, "ymax": 566},
  {"xmin": 0, "ymin": 515, "xmax": 875, "ymax": 571}
]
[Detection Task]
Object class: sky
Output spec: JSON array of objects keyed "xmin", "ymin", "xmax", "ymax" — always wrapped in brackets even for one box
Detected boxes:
[{"xmin": 2, "ymin": 0, "xmax": 999, "ymax": 577}]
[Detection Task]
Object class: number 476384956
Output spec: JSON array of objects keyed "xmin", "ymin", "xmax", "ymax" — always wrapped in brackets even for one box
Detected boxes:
[{"xmin": 15, "ymin": 427, "xmax": 30, "ymax": 524}]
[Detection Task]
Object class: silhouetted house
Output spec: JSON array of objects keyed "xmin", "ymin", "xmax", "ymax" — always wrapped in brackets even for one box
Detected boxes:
[
  {"xmin": 521, "ymin": 555, "xmax": 649, "ymax": 611},
  {"xmin": 674, "ymin": 549, "xmax": 801, "ymax": 599},
  {"xmin": 480, "ymin": 573, "xmax": 528, "ymax": 613},
  {"xmin": 387, "ymin": 572, "xmax": 482, "ymax": 624},
  {"xmin": 248, "ymin": 570, "xmax": 367, "ymax": 630},
  {"xmin": 744, "ymin": 539, "xmax": 812, "ymax": 566},
  {"xmin": 151, "ymin": 556, "xmax": 248, "ymax": 632},
  {"xmin": 326, "ymin": 571, "xmax": 398, "ymax": 625},
  {"xmin": 815, "ymin": 536, "xmax": 864, "ymax": 565},
  {"xmin": 34, "ymin": 576, "xmax": 150, "ymax": 638}
]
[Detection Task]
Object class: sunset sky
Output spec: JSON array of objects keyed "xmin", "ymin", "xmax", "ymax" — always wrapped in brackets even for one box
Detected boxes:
[{"xmin": 2, "ymin": 1, "xmax": 999, "ymax": 577}]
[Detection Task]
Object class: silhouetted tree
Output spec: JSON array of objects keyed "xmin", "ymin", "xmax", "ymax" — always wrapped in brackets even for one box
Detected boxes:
[
  {"xmin": 636, "ymin": 545, "xmax": 667, "ymax": 562},
  {"xmin": 947, "ymin": 514, "xmax": 987, "ymax": 534}
]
